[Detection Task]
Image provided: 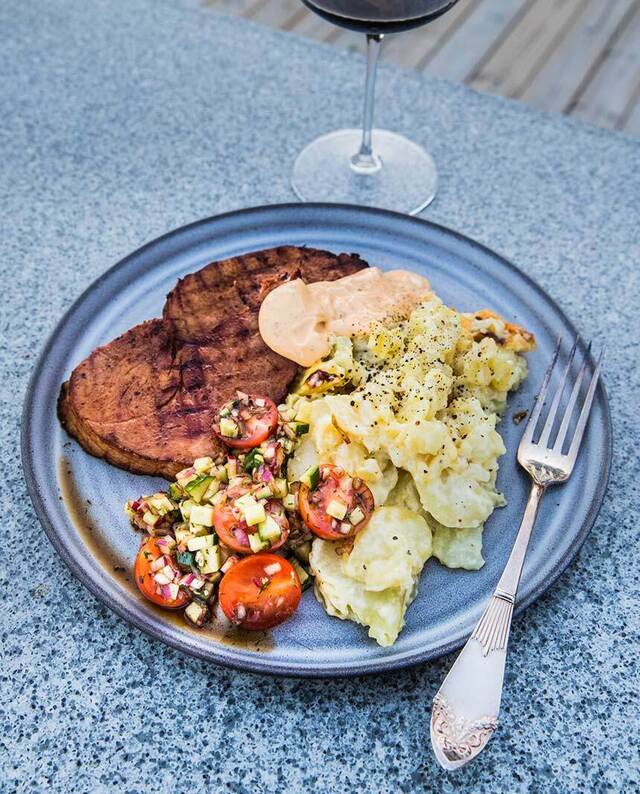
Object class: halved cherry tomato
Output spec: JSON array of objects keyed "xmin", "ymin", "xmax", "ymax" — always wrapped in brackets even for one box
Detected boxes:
[
  {"xmin": 213, "ymin": 394, "xmax": 278, "ymax": 450},
  {"xmin": 134, "ymin": 536, "xmax": 190, "ymax": 609},
  {"xmin": 298, "ymin": 464, "xmax": 374, "ymax": 541},
  {"xmin": 213, "ymin": 485, "xmax": 289, "ymax": 554},
  {"xmin": 218, "ymin": 553, "xmax": 301, "ymax": 630}
]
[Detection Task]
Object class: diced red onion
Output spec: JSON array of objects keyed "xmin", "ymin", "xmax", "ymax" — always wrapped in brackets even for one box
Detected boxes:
[
  {"xmin": 234, "ymin": 528, "xmax": 249, "ymax": 547},
  {"xmin": 221, "ymin": 555, "xmax": 239, "ymax": 573},
  {"xmin": 160, "ymin": 584, "xmax": 178, "ymax": 601},
  {"xmin": 180, "ymin": 573, "xmax": 196, "ymax": 587},
  {"xmin": 161, "ymin": 564, "xmax": 176, "ymax": 581},
  {"xmin": 150, "ymin": 556, "xmax": 166, "ymax": 572}
]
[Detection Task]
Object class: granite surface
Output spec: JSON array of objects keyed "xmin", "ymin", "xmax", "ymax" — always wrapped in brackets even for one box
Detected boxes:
[{"xmin": 1, "ymin": 0, "xmax": 639, "ymax": 791}]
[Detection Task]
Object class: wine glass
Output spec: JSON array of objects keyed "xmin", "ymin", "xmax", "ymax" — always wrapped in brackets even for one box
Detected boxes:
[{"xmin": 292, "ymin": 1, "xmax": 459, "ymax": 215}]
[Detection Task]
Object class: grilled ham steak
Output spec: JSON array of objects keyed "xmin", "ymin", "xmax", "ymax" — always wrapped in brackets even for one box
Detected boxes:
[{"xmin": 58, "ymin": 246, "xmax": 368, "ymax": 478}]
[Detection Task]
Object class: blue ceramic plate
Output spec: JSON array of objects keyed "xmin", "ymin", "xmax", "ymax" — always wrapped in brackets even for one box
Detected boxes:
[{"xmin": 22, "ymin": 204, "xmax": 611, "ymax": 677}]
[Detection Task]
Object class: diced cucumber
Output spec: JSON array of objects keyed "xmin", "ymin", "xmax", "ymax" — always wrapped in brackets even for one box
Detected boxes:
[
  {"xmin": 176, "ymin": 470, "xmax": 198, "ymax": 488},
  {"xmin": 248, "ymin": 532, "xmax": 268, "ymax": 553},
  {"xmin": 192, "ymin": 576, "xmax": 220, "ymax": 603},
  {"xmin": 257, "ymin": 515, "xmax": 282, "ymax": 542},
  {"xmin": 219, "ymin": 417, "xmax": 239, "ymax": 438},
  {"xmin": 326, "ymin": 498, "xmax": 348, "ymax": 520},
  {"xmin": 203, "ymin": 479, "xmax": 220, "ymax": 503},
  {"xmin": 300, "ymin": 465, "xmax": 320, "ymax": 490},
  {"xmin": 295, "ymin": 422, "xmax": 310, "ymax": 436},
  {"xmin": 184, "ymin": 600, "xmax": 208, "ymax": 627},
  {"xmin": 282, "ymin": 493, "xmax": 296, "ymax": 511},
  {"xmin": 174, "ymin": 526, "xmax": 193, "ymax": 545},
  {"xmin": 193, "ymin": 456, "xmax": 214, "ymax": 473},
  {"xmin": 187, "ymin": 534, "xmax": 215, "ymax": 552},
  {"xmin": 214, "ymin": 465, "xmax": 228, "ymax": 483},
  {"xmin": 195, "ymin": 545, "xmax": 221, "ymax": 574},
  {"xmin": 290, "ymin": 558, "xmax": 312, "ymax": 591},
  {"xmin": 253, "ymin": 486, "xmax": 272, "ymax": 500},
  {"xmin": 176, "ymin": 550, "xmax": 195, "ymax": 571},
  {"xmin": 167, "ymin": 482, "xmax": 183, "ymax": 502},
  {"xmin": 293, "ymin": 541, "xmax": 312, "ymax": 565},
  {"xmin": 272, "ymin": 478, "xmax": 288, "ymax": 499},
  {"xmin": 189, "ymin": 523, "xmax": 209, "ymax": 537},
  {"xmin": 185, "ymin": 475, "xmax": 214, "ymax": 504},
  {"xmin": 235, "ymin": 495, "xmax": 266, "ymax": 527},
  {"xmin": 349, "ymin": 506, "xmax": 365, "ymax": 525},
  {"xmin": 180, "ymin": 500, "xmax": 195, "ymax": 521},
  {"xmin": 243, "ymin": 448, "xmax": 264, "ymax": 473},
  {"xmin": 189, "ymin": 504, "xmax": 215, "ymax": 527},
  {"xmin": 142, "ymin": 511, "xmax": 159, "ymax": 527},
  {"xmin": 147, "ymin": 494, "xmax": 176, "ymax": 515}
]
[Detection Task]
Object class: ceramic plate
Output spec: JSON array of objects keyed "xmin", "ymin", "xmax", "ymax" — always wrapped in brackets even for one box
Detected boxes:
[{"xmin": 22, "ymin": 204, "xmax": 611, "ymax": 676}]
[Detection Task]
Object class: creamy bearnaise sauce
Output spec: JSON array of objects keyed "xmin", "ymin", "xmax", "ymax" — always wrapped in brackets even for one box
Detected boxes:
[{"xmin": 258, "ymin": 267, "xmax": 432, "ymax": 366}]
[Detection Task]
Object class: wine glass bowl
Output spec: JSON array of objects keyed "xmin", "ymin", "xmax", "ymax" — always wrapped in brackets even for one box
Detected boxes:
[{"xmin": 301, "ymin": 0, "xmax": 459, "ymax": 34}]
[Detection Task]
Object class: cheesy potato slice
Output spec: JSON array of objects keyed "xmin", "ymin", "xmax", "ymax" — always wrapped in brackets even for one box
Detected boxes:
[{"xmin": 309, "ymin": 506, "xmax": 432, "ymax": 646}]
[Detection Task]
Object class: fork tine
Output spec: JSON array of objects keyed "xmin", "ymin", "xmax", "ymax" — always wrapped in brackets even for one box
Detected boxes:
[
  {"xmin": 566, "ymin": 348, "xmax": 604, "ymax": 464},
  {"xmin": 537, "ymin": 337, "xmax": 579, "ymax": 448},
  {"xmin": 552, "ymin": 341, "xmax": 591, "ymax": 453},
  {"xmin": 521, "ymin": 337, "xmax": 561, "ymax": 444}
]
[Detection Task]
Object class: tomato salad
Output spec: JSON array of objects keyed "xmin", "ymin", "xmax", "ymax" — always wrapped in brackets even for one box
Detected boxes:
[{"xmin": 125, "ymin": 392, "xmax": 374, "ymax": 631}]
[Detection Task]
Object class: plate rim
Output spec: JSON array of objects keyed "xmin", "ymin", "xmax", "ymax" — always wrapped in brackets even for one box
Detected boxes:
[{"xmin": 21, "ymin": 202, "xmax": 613, "ymax": 677}]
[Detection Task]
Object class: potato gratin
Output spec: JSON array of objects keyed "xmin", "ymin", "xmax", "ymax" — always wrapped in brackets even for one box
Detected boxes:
[{"xmin": 288, "ymin": 295, "xmax": 535, "ymax": 645}]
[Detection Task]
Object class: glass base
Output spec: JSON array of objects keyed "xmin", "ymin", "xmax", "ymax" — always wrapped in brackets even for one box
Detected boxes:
[{"xmin": 291, "ymin": 129, "xmax": 437, "ymax": 215}]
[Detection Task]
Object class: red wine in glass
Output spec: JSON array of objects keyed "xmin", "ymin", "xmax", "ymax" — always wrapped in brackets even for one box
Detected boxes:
[
  {"xmin": 292, "ymin": 0, "xmax": 460, "ymax": 214},
  {"xmin": 302, "ymin": 0, "xmax": 459, "ymax": 34}
]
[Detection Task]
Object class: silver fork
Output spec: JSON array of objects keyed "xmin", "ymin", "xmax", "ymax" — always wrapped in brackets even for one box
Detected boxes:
[{"xmin": 430, "ymin": 337, "xmax": 604, "ymax": 771}]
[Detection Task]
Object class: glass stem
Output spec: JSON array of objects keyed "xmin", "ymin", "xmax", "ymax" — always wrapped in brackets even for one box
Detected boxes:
[{"xmin": 351, "ymin": 33, "xmax": 383, "ymax": 174}]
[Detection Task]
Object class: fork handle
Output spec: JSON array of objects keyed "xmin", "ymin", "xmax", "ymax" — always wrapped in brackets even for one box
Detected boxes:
[{"xmin": 430, "ymin": 482, "xmax": 545, "ymax": 770}]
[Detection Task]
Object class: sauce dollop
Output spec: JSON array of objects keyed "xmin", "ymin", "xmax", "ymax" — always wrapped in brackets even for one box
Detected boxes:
[{"xmin": 258, "ymin": 268, "xmax": 432, "ymax": 366}]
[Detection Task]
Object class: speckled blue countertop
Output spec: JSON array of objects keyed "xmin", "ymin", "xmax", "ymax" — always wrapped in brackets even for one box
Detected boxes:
[{"xmin": 1, "ymin": 0, "xmax": 638, "ymax": 791}]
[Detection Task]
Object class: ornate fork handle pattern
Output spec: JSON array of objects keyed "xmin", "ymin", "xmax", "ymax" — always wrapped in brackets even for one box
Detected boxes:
[{"xmin": 431, "ymin": 694, "xmax": 498, "ymax": 765}]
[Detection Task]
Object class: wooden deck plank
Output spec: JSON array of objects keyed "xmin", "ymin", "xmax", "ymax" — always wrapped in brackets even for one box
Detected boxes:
[
  {"xmin": 423, "ymin": 0, "xmax": 530, "ymax": 80},
  {"xmin": 622, "ymin": 89, "xmax": 640, "ymax": 135},
  {"xmin": 286, "ymin": 6, "xmax": 336, "ymax": 41},
  {"xmin": 202, "ymin": 0, "xmax": 264, "ymax": 16},
  {"xmin": 250, "ymin": 0, "xmax": 302, "ymax": 28},
  {"xmin": 521, "ymin": 0, "xmax": 639, "ymax": 112},
  {"xmin": 469, "ymin": 0, "xmax": 588, "ymax": 98},
  {"xmin": 378, "ymin": 0, "xmax": 480, "ymax": 70},
  {"xmin": 571, "ymin": 5, "xmax": 640, "ymax": 128}
]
